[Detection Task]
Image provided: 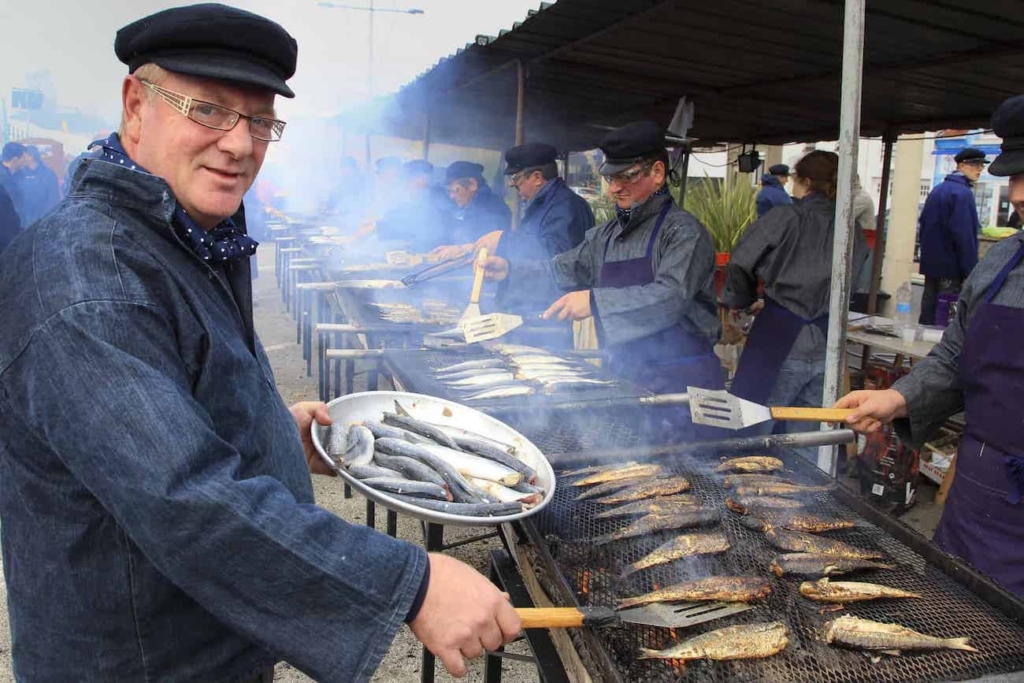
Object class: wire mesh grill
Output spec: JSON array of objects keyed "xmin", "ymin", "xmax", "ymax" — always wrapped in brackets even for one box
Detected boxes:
[{"xmin": 519, "ymin": 432, "xmax": 1024, "ymax": 683}]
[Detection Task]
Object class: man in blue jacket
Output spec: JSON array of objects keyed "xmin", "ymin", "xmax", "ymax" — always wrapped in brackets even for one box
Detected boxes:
[
  {"xmin": 917, "ymin": 147, "xmax": 986, "ymax": 324},
  {"xmin": 0, "ymin": 5, "xmax": 519, "ymax": 683},
  {"xmin": 756, "ymin": 163, "xmax": 792, "ymax": 218},
  {"xmin": 430, "ymin": 161, "xmax": 511, "ymax": 258}
]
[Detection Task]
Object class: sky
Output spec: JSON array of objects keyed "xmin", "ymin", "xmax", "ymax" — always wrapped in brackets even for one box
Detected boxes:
[{"xmin": 0, "ymin": 0, "xmax": 546, "ymax": 126}]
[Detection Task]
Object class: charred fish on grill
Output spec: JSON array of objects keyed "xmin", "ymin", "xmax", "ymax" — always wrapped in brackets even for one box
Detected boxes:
[
  {"xmin": 620, "ymin": 532, "xmax": 731, "ymax": 577},
  {"xmin": 825, "ymin": 615, "xmax": 977, "ymax": 655},
  {"xmin": 715, "ymin": 455, "xmax": 785, "ymax": 473},
  {"xmin": 618, "ymin": 576, "xmax": 773, "ymax": 609},
  {"xmin": 799, "ymin": 578, "xmax": 921, "ymax": 603},
  {"xmin": 770, "ymin": 553, "xmax": 894, "ymax": 577},
  {"xmin": 639, "ymin": 621, "xmax": 789, "ymax": 662}
]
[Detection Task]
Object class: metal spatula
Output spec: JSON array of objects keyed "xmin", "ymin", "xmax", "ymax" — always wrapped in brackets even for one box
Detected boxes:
[
  {"xmin": 460, "ymin": 248, "xmax": 488, "ymax": 321},
  {"xmin": 459, "ymin": 311, "xmax": 562, "ymax": 344},
  {"xmin": 687, "ymin": 386, "xmax": 853, "ymax": 431},
  {"xmin": 516, "ymin": 601, "xmax": 753, "ymax": 629}
]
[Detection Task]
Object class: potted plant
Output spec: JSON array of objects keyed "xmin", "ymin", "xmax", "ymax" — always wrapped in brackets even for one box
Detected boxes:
[{"xmin": 680, "ymin": 176, "xmax": 757, "ymax": 295}]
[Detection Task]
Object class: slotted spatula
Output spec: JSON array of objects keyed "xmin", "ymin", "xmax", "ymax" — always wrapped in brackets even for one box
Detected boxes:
[
  {"xmin": 516, "ymin": 601, "xmax": 753, "ymax": 629},
  {"xmin": 460, "ymin": 248, "xmax": 488, "ymax": 321},
  {"xmin": 459, "ymin": 312, "xmax": 562, "ymax": 344},
  {"xmin": 687, "ymin": 386, "xmax": 853, "ymax": 431}
]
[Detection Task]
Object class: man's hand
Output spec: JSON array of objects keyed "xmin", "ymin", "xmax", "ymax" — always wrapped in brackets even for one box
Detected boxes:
[
  {"xmin": 473, "ymin": 230, "xmax": 504, "ymax": 255},
  {"xmin": 409, "ymin": 554, "xmax": 521, "ymax": 678},
  {"xmin": 429, "ymin": 243, "xmax": 472, "ymax": 262},
  {"xmin": 480, "ymin": 256, "xmax": 510, "ymax": 282},
  {"xmin": 289, "ymin": 401, "xmax": 335, "ymax": 476},
  {"xmin": 834, "ymin": 389, "xmax": 908, "ymax": 434},
  {"xmin": 543, "ymin": 290, "xmax": 592, "ymax": 321}
]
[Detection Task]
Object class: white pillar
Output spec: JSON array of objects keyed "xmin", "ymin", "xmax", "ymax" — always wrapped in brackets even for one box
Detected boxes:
[{"xmin": 879, "ymin": 135, "xmax": 926, "ymax": 316}]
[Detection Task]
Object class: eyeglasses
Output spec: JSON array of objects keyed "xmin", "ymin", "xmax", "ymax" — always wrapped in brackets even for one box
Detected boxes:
[
  {"xmin": 601, "ymin": 163, "xmax": 651, "ymax": 185},
  {"xmin": 141, "ymin": 81, "xmax": 286, "ymax": 142}
]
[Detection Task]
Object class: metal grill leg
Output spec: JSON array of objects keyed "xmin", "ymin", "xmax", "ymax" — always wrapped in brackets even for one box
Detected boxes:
[
  {"xmin": 366, "ymin": 499, "xmax": 376, "ymax": 529},
  {"xmin": 345, "ymin": 360, "xmax": 354, "ymax": 395},
  {"xmin": 386, "ymin": 510, "xmax": 397, "ymax": 537},
  {"xmin": 424, "ymin": 523, "xmax": 444, "ymax": 551}
]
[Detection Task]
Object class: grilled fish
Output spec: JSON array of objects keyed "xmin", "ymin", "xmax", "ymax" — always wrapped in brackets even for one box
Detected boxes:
[
  {"xmin": 715, "ymin": 456, "xmax": 785, "ymax": 473},
  {"xmin": 721, "ymin": 473, "xmax": 793, "ymax": 488},
  {"xmin": 434, "ymin": 358, "xmax": 505, "ymax": 374},
  {"xmin": 573, "ymin": 463, "xmax": 662, "ymax": 486},
  {"xmin": 574, "ymin": 476, "xmax": 655, "ymax": 501},
  {"xmin": 726, "ymin": 496, "xmax": 808, "ymax": 513},
  {"xmin": 618, "ymin": 576, "xmax": 772, "ymax": 610},
  {"xmin": 620, "ymin": 532, "xmax": 731, "ymax": 577},
  {"xmin": 770, "ymin": 553, "xmax": 894, "ymax": 577},
  {"xmin": 639, "ymin": 621, "xmax": 789, "ymax": 662},
  {"xmin": 593, "ymin": 495, "xmax": 700, "ymax": 519},
  {"xmin": 360, "ymin": 477, "xmax": 448, "ymax": 500},
  {"xmin": 561, "ymin": 461, "xmax": 638, "ymax": 477},
  {"xmin": 825, "ymin": 615, "xmax": 977, "ymax": 654},
  {"xmin": 742, "ymin": 511, "xmax": 856, "ymax": 534},
  {"xmin": 732, "ymin": 482, "xmax": 832, "ymax": 497},
  {"xmin": 594, "ymin": 508, "xmax": 719, "ymax": 545},
  {"xmin": 800, "ymin": 578, "xmax": 921, "ymax": 603},
  {"xmin": 764, "ymin": 528, "xmax": 885, "ymax": 560},
  {"xmin": 464, "ymin": 385, "xmax": 535, "ymax": 401},
  {"xmin": 382, "ymin": 413, "xmax": 462, "ymax": 450},
  {"xmin": 592, "ymin": 478, "xmax": 692, "ymax": 504}
]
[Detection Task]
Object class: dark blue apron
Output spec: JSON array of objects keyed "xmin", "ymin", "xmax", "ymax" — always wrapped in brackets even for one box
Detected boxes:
[
  {"xmin": 729, "ymin": 297, "xmax": 828, "ymax": 405},
  {"xmin": 597, "ymin": 199, "xmax": 723, "ymax": 395},
  {"xmin": 933, "ymin": 241, "xmax": 1024, "ymax": 597}
]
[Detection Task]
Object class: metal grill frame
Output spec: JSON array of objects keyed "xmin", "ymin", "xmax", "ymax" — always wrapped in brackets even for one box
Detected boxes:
[{"xmin": 501, "ymin": 427, "xmax": 1024, "ymax": 683}]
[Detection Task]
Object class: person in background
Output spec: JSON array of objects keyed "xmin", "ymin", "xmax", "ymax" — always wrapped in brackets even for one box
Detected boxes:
[
  {"xmin": 481, "ymin": 121, "xmax": 722, "ymax": 415},
  {"xmin": 917, "ymin": 147, "xmax": 987, "ymax": 324},
  {"xmin": 371, "ymin": 155, "xmax": 404, "ymax": 219},
  {"xmin": 853, "ymin": 175, "xmax": 879, "ymax": 293},
  {"xmin": 15, "ymin": 145, "xmax": 61, "ymax": 227},
  {"xmin": 322, "ymin": 155, "xmax": 363, "ymax": 216},
  {"xmin": 723, "ymin": 151, "xmax": 867, "ymax": 452},
  {"xmin": 0, "ymin": 5, "xmax": 519, "ymax": 682},
  {"xmin": 835, "ymin": 95, "xmax": 1024, "ymax": 597},
  {"xmin": 373, "ymin": 159, "xmax": 454, "ymax": 251},
  {"xmin": 1, "ymin": 142, "xmax": 30, "ymax": 221},
  {"xmin": 431, "ymin": 160, "xmax": 511, "ymax": 258},
  {"xmin": 756, "ymin": 163, "xmax": 793, "ymax": 218},
  {"xmin": 0, "ymin": 184, "xmax": 19, "ymax": 254}
]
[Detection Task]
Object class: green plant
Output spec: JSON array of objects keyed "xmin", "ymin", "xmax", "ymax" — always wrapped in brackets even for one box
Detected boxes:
[
  {"xmin": 588, "ymin": 194, "xmax": 616, "ymax": 225},
  {"xmin": 681, "ymin": 176, "xmax": 757, "ymax": 253}
]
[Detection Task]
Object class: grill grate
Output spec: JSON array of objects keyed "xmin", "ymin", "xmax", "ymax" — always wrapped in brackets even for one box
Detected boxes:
[{"xmin": 516, "ymin": 428, "xmax": 1024, "ymax": 683}]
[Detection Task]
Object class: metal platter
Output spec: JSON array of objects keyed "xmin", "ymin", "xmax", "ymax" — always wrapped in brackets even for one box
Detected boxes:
[{"xmin": 311, "ymin": 390, "xmax": 556, "ymax": 526}]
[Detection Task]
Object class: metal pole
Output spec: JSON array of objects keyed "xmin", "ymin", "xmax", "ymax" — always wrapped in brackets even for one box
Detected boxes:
[
  {"xmin": 820, "ymin": 0, "xmax": 865, "ymax": 476},
  {"xmin": 512, "ymin": 59, "xmax": 527, "ymax": 231},
  {"xmin": 365, "ymin": 0, "xmax": 374, "ymax": 169},
  {"xmin": 677, "ymin": 146, "xmax": 692, "ymax": 205},
  {"xmin": 867, "ymin": 132, "xmax": 896, "ymax": 314}
]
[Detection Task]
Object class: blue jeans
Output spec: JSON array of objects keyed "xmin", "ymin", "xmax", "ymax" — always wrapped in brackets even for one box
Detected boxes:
[{"xmin": 755, "ymin": 357, "xmax": 827, "ymax": 462}]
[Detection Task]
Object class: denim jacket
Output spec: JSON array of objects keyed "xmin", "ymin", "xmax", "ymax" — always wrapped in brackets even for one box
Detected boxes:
[{"xmin": 0, "ymin": 159, "xmax": 427, "ymax": 683}]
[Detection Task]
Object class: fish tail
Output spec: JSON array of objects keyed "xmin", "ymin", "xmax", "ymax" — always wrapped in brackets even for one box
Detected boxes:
[
  {"xmin": 946, "ymin": 637, "xmax": 978, "ymax": 652},
  {"xmin": 618, "ymin": 565, "xmax": 638, "ymax": 579},
  {"xmin": 637, "ymin": 648, "xmax": 660, "ymax": 660}
]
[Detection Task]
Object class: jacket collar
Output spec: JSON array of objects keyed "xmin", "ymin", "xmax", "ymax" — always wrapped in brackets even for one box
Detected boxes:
[
  {"xmin": 616, "ymin": 184, "xmax": 671, "ymax": 234},
  {"xmin": 69, "ymin": 156, "xmax": 178, "ymax": 228},
  {"xmin": 945, "ymin": 172, "xmax": 973, "ymax": 187}
]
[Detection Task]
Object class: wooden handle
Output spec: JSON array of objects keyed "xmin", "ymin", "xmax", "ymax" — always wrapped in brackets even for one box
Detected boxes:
[
  {"xmin": 469, "ymin": 248, "xmax": 488, "ymax": 305},
  {"xmin": 515, "ymin": 607, "xmax": 586, "ymax": 629},
  {"xmin": 770, "ymin": 407, "xmax": 854, "ymax": 423}
]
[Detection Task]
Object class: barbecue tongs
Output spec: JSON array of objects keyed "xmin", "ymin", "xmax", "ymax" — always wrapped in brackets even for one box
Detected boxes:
[{"xmin": 400, "ymin": 252, "xmax": 475, "ymax": 287}]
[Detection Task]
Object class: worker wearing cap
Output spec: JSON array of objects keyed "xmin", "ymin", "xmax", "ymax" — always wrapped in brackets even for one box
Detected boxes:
[
  {"xmin": 917, "ymin": 147, "xmax": 988, "ymax": 325},
  {"xmin": 0, "ymin": 5, "xmax": 520, "ymax": 682},
  {"xmin": 837, "ymin": 96, "xmax": 1024, "ymax": 598},
  {"xmin": 430, "ymin": 161, "xmax": 511, "ymax": 258},
  {"xmin": 482, "ymin": 121, "xmax": 722, "ymax": 400},
  {"xmin": 756, "ymin": 163, "xmax": 793, "ymax": 218},
  {"xmin": 374, "ymin": 159, "xmax": 453, "ymax": 251}
]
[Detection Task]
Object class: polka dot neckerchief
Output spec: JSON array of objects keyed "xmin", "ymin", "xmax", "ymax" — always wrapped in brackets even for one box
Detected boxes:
[{"xmin": 91, "ymin": 134, "xmax": 259, "ymax": 264}]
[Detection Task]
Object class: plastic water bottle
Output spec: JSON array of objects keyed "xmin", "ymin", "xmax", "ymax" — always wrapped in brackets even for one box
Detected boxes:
[{"xmin": 894, "ymin": 281, "xmax": 913, "ymax": 334}]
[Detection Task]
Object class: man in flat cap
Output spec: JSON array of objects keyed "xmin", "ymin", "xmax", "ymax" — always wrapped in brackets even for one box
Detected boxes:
[
  {"xmin": 756, "ymin": 163, "xmax": 793, "ymax": 218},
  {"xmin": 373, "ymin": 159, "xmax": 454, "ymax": 251},
  {"xmin": 483, "ymin": 121, "xmax": 723, "ymax": 410},
  {"xmin": 430, "ymin": 160, "xmax": 511, "ymax": 259},
  {"xmin": 836, "ymin": 95, "xmax": 1024, "ymax": 598},
  {"xmin": 0, "ymin": 5, "xmax": 519, "ymax": 683},
  {"xmin": 917, "ymin": 146, "xmax": 988, "ymax": 325}
]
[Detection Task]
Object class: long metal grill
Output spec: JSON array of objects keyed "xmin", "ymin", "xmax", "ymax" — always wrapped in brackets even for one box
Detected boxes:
[
  {"xmin": 385, "ymin": 348, "xmax": 651, "ymax": 412},
  {"xmin": 512, "ymin": 422, "xmax": 1024, "ymax": 683}
]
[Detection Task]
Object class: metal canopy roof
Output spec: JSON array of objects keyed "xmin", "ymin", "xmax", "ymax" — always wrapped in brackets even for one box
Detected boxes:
[{"xmin": 346, "ymin": 0, "xmax": 1024, "ymax": 152}]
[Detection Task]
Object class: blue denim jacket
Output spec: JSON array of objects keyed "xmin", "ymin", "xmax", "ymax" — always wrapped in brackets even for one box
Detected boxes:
[{"xmin": 0, "ymin": 159, "xmax": 427, "ymax": 683}]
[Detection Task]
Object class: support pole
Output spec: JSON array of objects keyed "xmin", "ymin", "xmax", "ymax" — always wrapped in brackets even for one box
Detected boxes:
[
  {"xmin": 512, "ymin": 59, "xmax": 527, "ymax": 231},
  {"xmin": 820, "ymin": 0, "xmax": 865, "ymax": 476},
  {"xmin": 867, "ymin": 132, "xmax": 896, "ymax": 314},
  {"xmin": 677, "ymin": 146, "xmax": 692, "ymax": 205}
]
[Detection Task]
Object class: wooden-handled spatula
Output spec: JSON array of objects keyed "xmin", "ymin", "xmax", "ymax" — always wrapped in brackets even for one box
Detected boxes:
[
  {"xmin": 687, "ymin": 386, "xmax": 853, "ymax": 430},
  {"xmin": 516, "ymin": 601, "xmax": 752, "ymax": 629}
]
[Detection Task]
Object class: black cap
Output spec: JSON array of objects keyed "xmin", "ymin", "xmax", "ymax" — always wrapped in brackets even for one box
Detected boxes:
[
  {"xmin": 504, "ymin": 143, "xmax": 557, "ymax": 175},
  {"xmin": 445, "ymin": 161, "xmax": 485, "ymax": 184},
  {"xmin": 953, "ymin": 147, "xmax": 989, "ymax": 165},
  {"xmin": 768, "ymin": 163, "xmax": 790, "ymax": 176},
  {"xmin": 989, "ymin": 95, "xmax": 1024, "ymax": 177},
  {"xmin": 115, "ymin": 4, "xmax": 298, "ymax": 98},
  {"xmin": 598, "ymin": 121, "xmax": 666, "ymax": 175},
  {"xmin": 403, "ymin": 159, "xmax": 433, "ymax": 177}
]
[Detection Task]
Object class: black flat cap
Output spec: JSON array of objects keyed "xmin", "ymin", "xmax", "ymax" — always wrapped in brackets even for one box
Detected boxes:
[
  {"xmin": 599, "ymin": 121, "xmax": 666, "ymax": 175},
  {"xmin": 403, "ymin": 159, "xmax": 434, "ymax": 177},
  {"xmin": 504, "ymin": 143, "xmax": 557, "ymax": 175},
  {"xmin": 989, "ymin": 95, "xmax": 1024, "ymax": 177},
  {"xmin": 768, "ymin": 163, "xmax": 790, "ymax": 176},
  {"xmin": 953, "ymin": 147, "xmax": 989, "ymax": 165},
  {"xmin": 445, "ymin": 161, "xmax": 485, "ymax": 184},
  {"xmin": 115, "ymin": 3, "xmax": 298, "ymax": 98}
]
